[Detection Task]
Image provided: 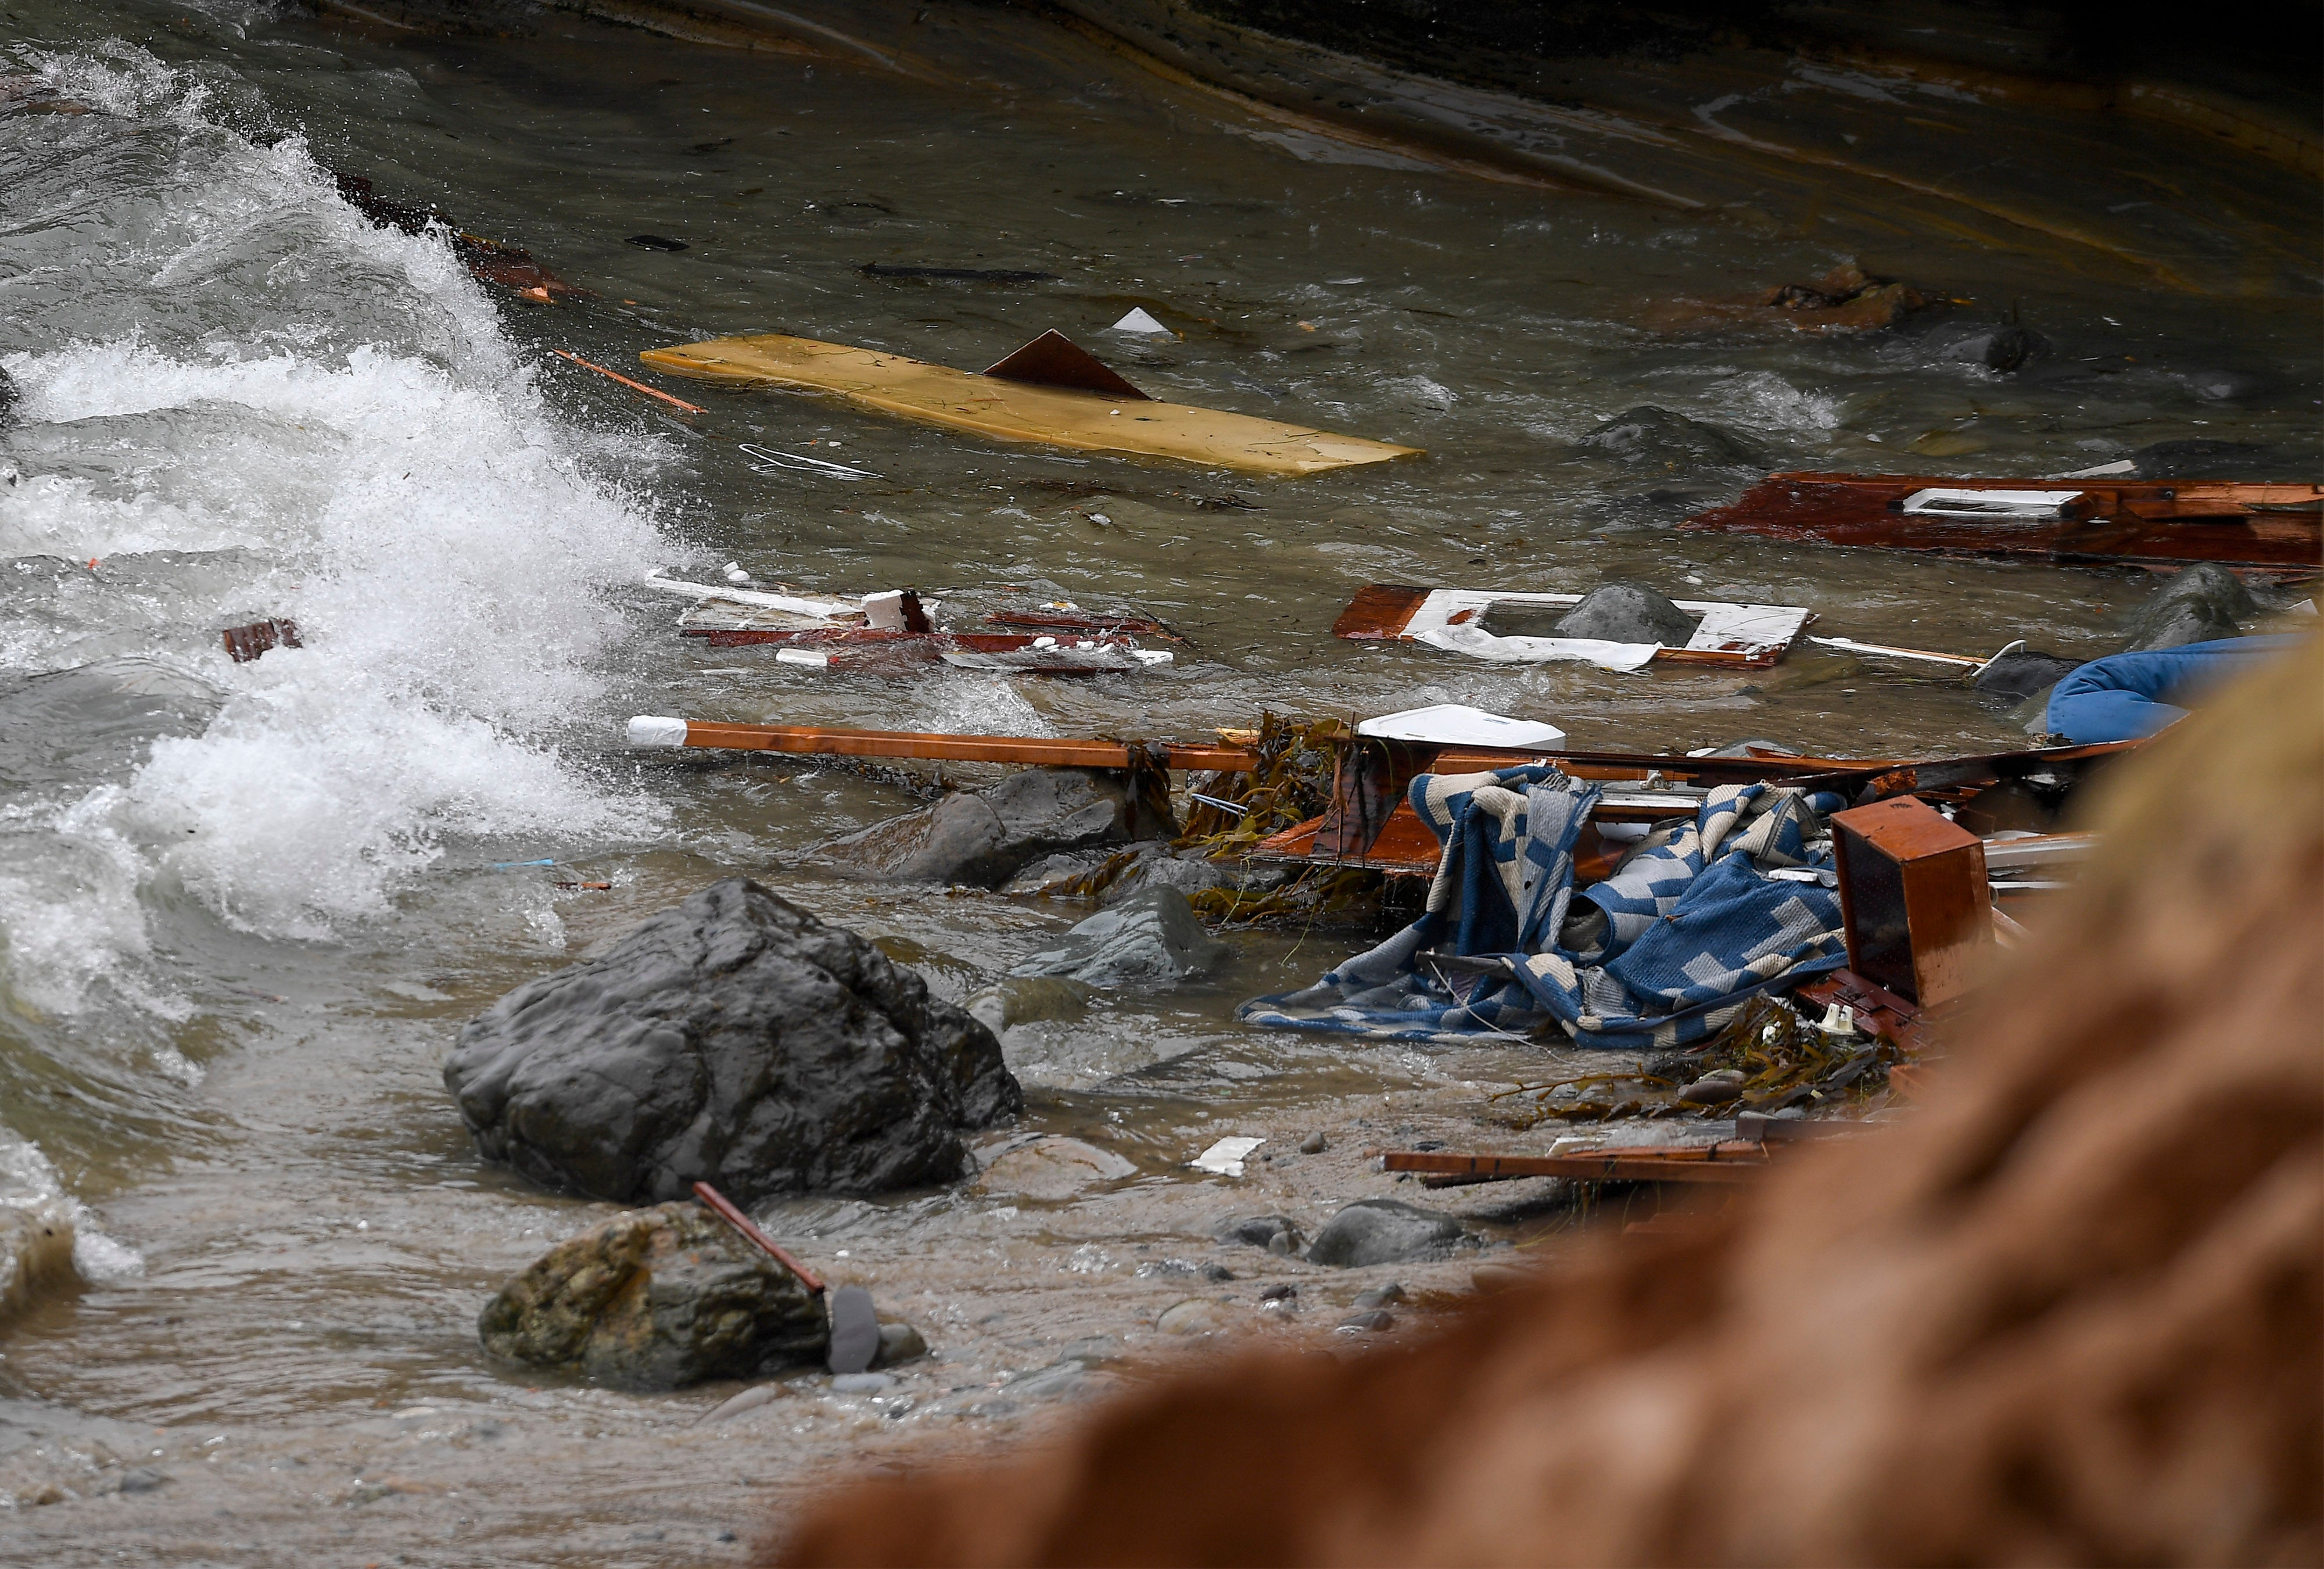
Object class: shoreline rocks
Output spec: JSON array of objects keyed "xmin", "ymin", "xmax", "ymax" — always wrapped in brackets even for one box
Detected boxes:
[
  {"xmin": 820, "ymin": 768, "xmax": 1175, "ymax": 887},
  {"xmin": 1009, "ymin": 887, "xmax": 1229, "ymax": 987},
  {"xmin": 479, "ymin": 1202, "xmax": 827, "ymax": 1391},
  {"xmin": 444, "ymin": 877, "xmax": 1021, "ymax": 1205}
]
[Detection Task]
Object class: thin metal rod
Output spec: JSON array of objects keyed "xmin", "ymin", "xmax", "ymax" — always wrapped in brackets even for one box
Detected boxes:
[
  {"xmin": 693, "ymin": 1181, "xmax": 826, "ymax": 1293},
  {"xmin": 554, "ymin": 349, "xmax": 709, "ymax": 414}
]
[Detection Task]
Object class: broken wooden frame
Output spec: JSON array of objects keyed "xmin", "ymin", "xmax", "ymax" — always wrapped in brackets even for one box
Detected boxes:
[
  {"xmin": 1681, "ymin": 472, "xmax": 2322, "ymax": 578},
  {"xmin": 1333, "ymin": 585, "xmax": 1816, "ymax": 667}
]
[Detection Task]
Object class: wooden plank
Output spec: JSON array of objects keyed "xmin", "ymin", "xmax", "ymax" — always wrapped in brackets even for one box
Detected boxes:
[
  {"xmin": 1383, "ymin": 1146, "xmax": 1769, "ymax": 1184},
  {"xmin": 1331, "ymin": 583, "xmax": 1429, "ymax": 639},
  {"xmin": 669, "ymin": 721, "xmax": 1257, "ymax": 771},
  {"xmin": 640, "ymin": 332, "xmax": 1422, "ymax": 477}
]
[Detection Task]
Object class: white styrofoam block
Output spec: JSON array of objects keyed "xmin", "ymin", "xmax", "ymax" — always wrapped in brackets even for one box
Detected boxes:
[{"xmin": 626, "ymin": 715, "xmax": 689, "ymax": 747}]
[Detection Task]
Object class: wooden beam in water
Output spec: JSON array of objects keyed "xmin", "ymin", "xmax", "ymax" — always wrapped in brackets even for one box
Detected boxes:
[{"xmin": 634, "ymin": 717, "xmax": 1258, "ymax": 771}]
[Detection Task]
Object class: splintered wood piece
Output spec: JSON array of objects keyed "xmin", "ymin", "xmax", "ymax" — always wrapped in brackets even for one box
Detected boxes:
[
  {"xmin": 982, "ymin": 329, "xmax": 1149, "ymax": 400},
  {"xmin": 222, "ymin": 618, "xmax": 301, "ymax": 663}
]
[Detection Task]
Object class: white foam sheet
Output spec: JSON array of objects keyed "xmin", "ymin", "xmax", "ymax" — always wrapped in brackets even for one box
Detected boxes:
[
  {"xmin": 1414, "ymin": 622, "xmax": 1658, "ymax": 671},
  {"xmin": 1356, "ymin": 704, "xmax": 1566, "ymax": 749},
  {"xmin": 1190, "ymin": 1137, "xmax": 1265, "ymax": 1176},
  {"xmin": 1392, "ymin": 589, "xmax": 1812, "ymax": 662}
]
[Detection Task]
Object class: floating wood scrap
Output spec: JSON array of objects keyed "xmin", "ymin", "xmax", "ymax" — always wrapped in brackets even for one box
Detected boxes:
[
  {"xmin": 333, "ymin": 173, "xmax": 583, "ymax": 302},
  {"xmin": 623, "ymin": 717, "xmax": 1257, "ymax": 771},
  {"xmin": 641, "ymin": 571, "xmax": 1175, "ymax": 675},
  {"xmin": 1681, "ymin": 472, "xmax": 2322, "ymax": 578},
  {"xmin": 222, "ymin": 618, "xmax": 300, "ymax": 663},
  {"xmin": 1333, "ymin": 585, "xmax": 1814, "ymax": 668},
  {"xmin": 637, "ymin": 329, "xmax": 1422, "ymax": 475}
]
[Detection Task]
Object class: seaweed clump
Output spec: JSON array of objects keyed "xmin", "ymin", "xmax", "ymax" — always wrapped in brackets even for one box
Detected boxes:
[{"xmin": 1491, "ymin": 994, "xmax": 1911, "ymax": 1127}]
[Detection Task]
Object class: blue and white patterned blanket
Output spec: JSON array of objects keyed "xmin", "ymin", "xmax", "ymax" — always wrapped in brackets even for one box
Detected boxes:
[{"xmin": 1239, "ymin": 765, "xmax": 1850, "ymax": 1052}]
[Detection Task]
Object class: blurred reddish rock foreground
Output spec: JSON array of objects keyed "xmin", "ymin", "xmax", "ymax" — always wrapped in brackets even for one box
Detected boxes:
[{"xmin": 777, "ymin": 635, "xmax": 2322, "ymax": 1568}]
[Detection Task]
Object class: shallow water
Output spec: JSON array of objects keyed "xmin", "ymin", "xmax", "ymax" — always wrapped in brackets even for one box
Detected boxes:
[{"xmin": 0, "ymin": 1, "xmax": 2315, "ymax": 1559}]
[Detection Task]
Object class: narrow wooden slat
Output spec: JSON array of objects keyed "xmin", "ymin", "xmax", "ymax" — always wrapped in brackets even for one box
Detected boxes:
[
  {"xmin": 1383, "ymin": 1147, "xmax": 1768, "ymax": 1184},
  {"xmin": 676, "ymin": 721, "xmax": 1257, "ymax": 771}
]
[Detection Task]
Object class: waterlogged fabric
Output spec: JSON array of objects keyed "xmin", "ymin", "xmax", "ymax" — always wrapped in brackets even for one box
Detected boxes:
[
  {"xmin": 2044, "ymin": 635, "xmax": 2300, "ymax": 744},
  {"xmin": 1240, "ymin": 766, "xmax": 1849, "ymax": 1051}
]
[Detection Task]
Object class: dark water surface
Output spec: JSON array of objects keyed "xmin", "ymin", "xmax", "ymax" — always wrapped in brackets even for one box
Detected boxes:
[{"xmin": 0, "ymin": 1, "xmax": 2315, "ymax": 1559}]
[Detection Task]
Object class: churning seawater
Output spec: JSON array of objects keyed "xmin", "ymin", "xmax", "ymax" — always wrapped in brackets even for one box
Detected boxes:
[{"xmin": 0, "ymin": 0, "xmax": 2314, "ymax": 1559}]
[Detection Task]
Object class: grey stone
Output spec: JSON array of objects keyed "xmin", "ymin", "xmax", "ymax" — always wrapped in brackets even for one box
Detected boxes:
[
  {"xmin": 964, "ymin": 975, "xmax": 1092, "ymax": 1036},
  {"xmin": 1156, "ymin": 1299, "xmax": 1231, "ymax": 1335},
  {"xmin": 1336, "ymin": 1309, "xmax": 1396, "ymax": 1332},
  {"xmin": 478, "ymin": 1202, "xmax": 827, "ymax": 1392},
  {"xmin": 1265, "ymin": 1230, "xmax": 1298, "ymax": 1256},
  {"xmin": 1307, "ymin": 1199, "xmax": 1466, "ymax": 1268},
  {"xmin": 830, "ymin": 1371, "xmax": 894, "ymax": 1395},
  {"xmin": 2121, "ymin": 563, "xmax": 2258, "ymax": 652},
  {"xmin": 1972, "ymin": 650, "xmax": 2082, "ymax": 700},
  {"xmin": 1551, "ymin": 583, "xmax": 1699, "ymax": 647},
  {"xmin": 443, "ymin": 878, "xmax": 1021, "ymax": 1206},
  {"xmin": 826, "ymin": 1284, "xmax": 879, "ymax": 1375},
  {"xmin": 1091, "ymin": 844, "xmax": 1233, "ymax": 907},
  {"xmin": 1352, "ymin": 1283, "xmax": 1408, "ymax": 1311},
  {"xmin": 999, "ymin": 850, "xmax": 1112, "ymax": 896},
  {"xmin": 1214, "ymin": 1213, "xmax": 1304, "ymax": 1249},
  {"xmin": 1008, "ymin": 887, "xmax": 1229, "ymax": 987},
  {"xmin": 1298, "ymin": 1131, "xmax": 1328, "ymax": 1155},
  {"xmin": 695, "ymin": 1383, "xmax": 786, "ymax": 1424},
  {"xmin": 874, "ymin": 1320, "xmax": 928, "ymax": 1366},
  {"xmin": 116, "ymin": 1467, "xmax": 166, "ymax": 1495},
  {"xmin": 1569, "ymin": 406, "xmax": 1771, "ymax": 471},
  {"xmin": 819, "ymin": 768, "xmax": 1174, "ymax": 888},
  {"xmin": 1002, "ymin": 1361, "xmax": 1091, "ymax": 1399},
  {"xmin": 974, "ymin": 1135, "xmax": 1135, "ymax": 1198},
  {"xmin": 1259, "ymin": 1283, "xmax": 1297, "ymax": 1302}
]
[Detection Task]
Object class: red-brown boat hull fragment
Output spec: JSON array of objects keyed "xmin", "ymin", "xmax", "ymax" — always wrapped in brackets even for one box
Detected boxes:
[{"xmin": 1681, "ymin": 471, "xmax": 2321, "ymax": 576}]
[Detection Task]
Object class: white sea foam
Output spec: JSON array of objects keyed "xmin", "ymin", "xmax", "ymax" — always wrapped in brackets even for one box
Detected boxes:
[
  {"xmin": 0, "ymin": 48, "xmax": 670, "ymax": 985},
  {"xmin": 0, "ymin": 1126, "xmax": 142, "ymax": 1285}
]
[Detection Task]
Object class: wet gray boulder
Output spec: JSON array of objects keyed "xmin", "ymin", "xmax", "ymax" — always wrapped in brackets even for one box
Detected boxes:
[
  {"xmin": 443, "ymin": 877, "xmax": 1021, "ymax": 1205},
  {"xmin": 1009, "ymin": 887, "xmax": 1229, "ymax": 986},
  {"xmin": 2121, "ymin": 563, "xmax": 2257, "ymax": 651},
  {"xmin": 1307, "ymin": 1199, "xmax": 1466, "ymax": 1267},
  {"xmin": 820, "ymin": 768, "xmax": 1175, "ymax": 888},
  {"xmin": 1972, "ymin": 649, "xmax": 2083, "ymax": 701},
  {"xmin": 478, "ymin": 1201, "xmax": 827, "ymax": 1391},
  {"xmin": 1551, "ymin": 583, "xmax": 1698, "ymax": 646},
  {"xmin": 1570, "ymin": 406, "xmax": 1771, "ymax": 471}
]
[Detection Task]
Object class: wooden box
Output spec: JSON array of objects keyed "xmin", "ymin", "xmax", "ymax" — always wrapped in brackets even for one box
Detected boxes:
[{"xmin": 1830, "ymin": 796, "xmax": 1993, "ymax": 1007}]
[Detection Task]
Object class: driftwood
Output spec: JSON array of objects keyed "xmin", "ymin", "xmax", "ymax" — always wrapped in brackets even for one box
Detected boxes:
[{"xmin": 772, "ymin": 633, "xmax": 2322, "ymax": 1567}]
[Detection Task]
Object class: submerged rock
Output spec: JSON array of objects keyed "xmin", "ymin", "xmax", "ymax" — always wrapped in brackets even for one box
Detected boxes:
[
  {"xmin": 874, "ymin": 1320, "xmax": 928, "ymax": 1367},
  {"xmin": 964, "ymin": 975, "xmax": 1091, "ymax": 1036},
  {"xmin": 1307, "ymin": 1199, "xmax": 1466, "ymax": 1267},
  {"xmin": 973, "ymin": 1135, "xmax": 1136, "ymax": 1199},
  {"xmin": 1569, "ymin": 406, "xmax": 1771, "ymax": 472},
  {"xmin": 1551, "ymin": 583, "xmax": 1698, "ymax": 646},
  {"xmin": 0, "ymin": 1202, "xmax": 76, "ymax": 1322},
  {"xmin": 1972, "ymin": 649, "xmax": 2083, "ymax": 701},
  {"xmin": 2121, "ymin": 563, "xmax": 2258, "ymax": 651},
  {"xmin": 478, "ymin": 1201, "xmax": 827, "ymax": 1392},
  {"xmin": 443, "ymin": 877, "xmax": 1021, "ymax": 1205},
  {"xmin": 1009, "ymin": 887, "xmax": 1229, "ymax": 987},
  {"xmin": 1214, "ymin": 1213, "xmax": 1305, "ymax": 1251},
  {"xmin": 820, "ymin": 768, "xmax": 1175, "ymax": 888}
]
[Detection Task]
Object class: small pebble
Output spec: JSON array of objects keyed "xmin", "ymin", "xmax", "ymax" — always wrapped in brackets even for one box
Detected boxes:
[
  {"xmin": 1265, "ymin": 1230, "xmax": 1297, "ymax": 1256},
  {"xmin": 1336, "ymin": 1310, "xmax": 1394, "ymax": 1332},
  {"xmin": 1299, "ymin": 1131, "xmax": 1328, "ymax": 1155},
  {"xmin": 1259, "ymin": 1283, "xmax": 1297, "ymax": 1302},
  {"xmin": 1200, "ymin": 1262, "xmax": 1235, "ymax": 1282},
  {"xmin": 117, "ymin": 1467, "xmax": 166, "ymax": 1495},
  {"xmin": 1351, "ymin": 1283, "xmax": 1407, "ymax": 1311}
]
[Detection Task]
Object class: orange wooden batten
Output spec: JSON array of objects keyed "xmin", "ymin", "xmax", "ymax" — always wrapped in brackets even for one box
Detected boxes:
[{"xmin": 672, "ymin": 721, "xmax": 1258, "ymax": 772}]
